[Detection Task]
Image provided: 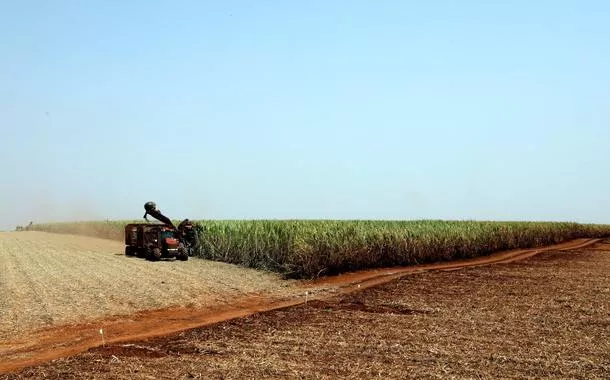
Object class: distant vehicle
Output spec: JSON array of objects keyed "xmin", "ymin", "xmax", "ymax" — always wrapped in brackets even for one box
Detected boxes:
[
  {"xmin": 15, "ymin": 222, "xmax": 33, "ymax": 232},
  {"xmin": 124, "ymin": 202, "xmax": 197, "ymax": 261}
]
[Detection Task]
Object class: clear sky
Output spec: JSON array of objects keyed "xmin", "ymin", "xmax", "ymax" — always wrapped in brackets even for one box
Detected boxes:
[{"xmin": 1, "ymin": 1, "xmax": 609, "ymax": 230}]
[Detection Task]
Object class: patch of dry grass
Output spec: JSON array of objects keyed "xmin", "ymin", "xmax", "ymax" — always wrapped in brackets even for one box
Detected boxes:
[{"xmin": 0, "ymin": 231, "xmax": 299, "ymax": 343}]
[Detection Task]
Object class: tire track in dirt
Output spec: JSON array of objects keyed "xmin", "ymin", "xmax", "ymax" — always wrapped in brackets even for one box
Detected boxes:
[{"xmin": 0, "ymin": 236, "xmax": 602, "ymax": 374}]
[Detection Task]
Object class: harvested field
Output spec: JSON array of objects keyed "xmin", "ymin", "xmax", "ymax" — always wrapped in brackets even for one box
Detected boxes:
[
  {"xmin": 2, "ymin": 235, "xmax": 609, "ymax": 378},
  {"xmin": 0, "ymin": 231, "xmax": 300, "ymax": 343}
]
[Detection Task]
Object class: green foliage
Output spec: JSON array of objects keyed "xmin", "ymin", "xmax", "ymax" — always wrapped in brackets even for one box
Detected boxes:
[
  {"xmin": 192, "ymin": 220, "xmax": 610, "ymax": 278},
  {"xmin": 30, "ymin": 220, "xmax": 610, "ymax": 279}
]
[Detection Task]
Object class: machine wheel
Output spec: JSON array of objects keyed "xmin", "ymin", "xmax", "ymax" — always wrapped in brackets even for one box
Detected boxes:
[
  {"xmin": 177, "ymin": 244, "xmax": 189, "ymax": 261},
  {"xmin": 136, "ymin": 248, "xmax": 146, "ymax": 258},
  {"xmin": 152, "ymin": 248, "xmax": 162, "ymax": 260},
  {"xmin": 125, "ymin": 246, "xmax": 135, "ymax": 256},
  {"xmin": 147, "ymin": 247, "xmax": 161, "ymax": 261}
]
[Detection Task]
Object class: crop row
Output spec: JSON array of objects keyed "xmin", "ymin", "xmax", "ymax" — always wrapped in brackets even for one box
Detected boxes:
[{"xmin": 29, "ymin": 220, "xmax": 610, "ymax": 278}]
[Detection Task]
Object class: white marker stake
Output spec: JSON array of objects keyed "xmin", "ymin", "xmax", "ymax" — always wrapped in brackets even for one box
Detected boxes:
[
  {"xmin": 99, "ymin": 328, "xmax": 105, "ymax": 346},
  {"xmin": 305, "ymin": 291, "xmax": 309, "ymax": 305}
]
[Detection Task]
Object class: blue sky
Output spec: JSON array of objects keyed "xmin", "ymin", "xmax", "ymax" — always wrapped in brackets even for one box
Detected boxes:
[{"xmin": 1, "ymin": 0, "xmax": 609, "ymax": 229}]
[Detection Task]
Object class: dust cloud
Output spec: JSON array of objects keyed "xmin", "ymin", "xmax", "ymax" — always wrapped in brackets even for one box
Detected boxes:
[{"xmin": 0, "ymin": 194, "xmax": 104, "ymax": 231}]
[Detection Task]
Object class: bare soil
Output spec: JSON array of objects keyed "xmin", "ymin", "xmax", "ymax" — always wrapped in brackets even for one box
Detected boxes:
[{"xmin": 2, "ymin": 235, "xmax": 608, "ymax": 379}]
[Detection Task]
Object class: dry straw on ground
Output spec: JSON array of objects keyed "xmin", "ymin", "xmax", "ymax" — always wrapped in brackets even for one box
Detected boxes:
[
  {"xmin": 0, "ymin": 231, "xmax": 299, "ymax": 343},
  {"xmin": 4, "ymin": 240, "xmax": 609, "ymax": 379}
]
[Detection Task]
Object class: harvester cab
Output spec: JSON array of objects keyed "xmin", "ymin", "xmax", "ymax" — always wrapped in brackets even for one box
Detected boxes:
[{"xmin": 124, "ymin": 202, "xmax": 198, "ymax": 261}]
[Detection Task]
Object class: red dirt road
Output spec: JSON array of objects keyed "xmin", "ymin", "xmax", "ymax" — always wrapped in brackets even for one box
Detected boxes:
[{"xmin": 0, "ymin": 238, "xmax": 602, "ymax": 374}]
